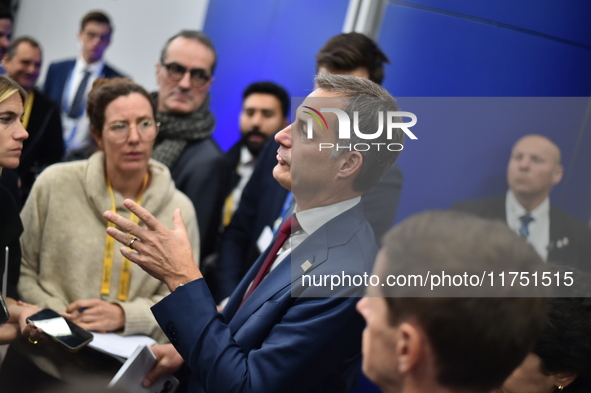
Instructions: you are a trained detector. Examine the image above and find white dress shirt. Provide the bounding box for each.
[234,196,362,304]
[270,196,362,272]
[506,190,550,260]
[62,58,105,152]
[229,146,256,214]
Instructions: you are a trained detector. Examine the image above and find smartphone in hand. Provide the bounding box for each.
[27,308,93,352]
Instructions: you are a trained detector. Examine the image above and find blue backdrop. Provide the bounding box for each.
[202,1,591,391]
[204,0,591,224]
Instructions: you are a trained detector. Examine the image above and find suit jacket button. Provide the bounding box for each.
[166,322,179,345]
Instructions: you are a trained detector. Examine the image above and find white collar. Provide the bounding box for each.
[507,189,550,221]
[75,57,104,75]
[239,145,255,166]
[294,196,361,236]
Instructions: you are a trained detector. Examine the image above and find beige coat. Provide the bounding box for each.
[19,151,200,342]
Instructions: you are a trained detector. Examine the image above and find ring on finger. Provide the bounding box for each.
[129,237,140,249]
[28,336,39,345]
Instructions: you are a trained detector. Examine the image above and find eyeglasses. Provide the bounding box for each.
[162,62,211,88]
[105,120,160,144]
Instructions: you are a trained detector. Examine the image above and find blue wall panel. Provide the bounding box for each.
[202,2,591,392]
[392,0,591,47]
[376,2,591,223]
[204,0,349,151]
[379,4,591,96]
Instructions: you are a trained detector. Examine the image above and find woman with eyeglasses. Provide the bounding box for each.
[17,78,199,344]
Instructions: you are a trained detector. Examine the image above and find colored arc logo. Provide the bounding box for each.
[302,106,329,130]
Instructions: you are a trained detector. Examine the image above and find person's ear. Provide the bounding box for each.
[204,76,214,91]
[552,164,564,186]
[155,62,161,81]
[396,322,423,374]
[553,371,578,390]
[92,130,104,150]
[337,151,363,179]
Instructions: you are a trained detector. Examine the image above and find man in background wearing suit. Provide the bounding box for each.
[43,11,123,154]
[454,134,591,271]
[223,81,289,227]
[104,72,405,392]
[2,36,63,203]
[151,30,230,264]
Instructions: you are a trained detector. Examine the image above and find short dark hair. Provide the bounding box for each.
[5,36,41,60]
[316,32,390,85]
[314,71,402,192]
[535,266,591,382]
[0,4,12,21]
[380,211,548,392]
[243,82,289,118]
[160,30,217,75]
[87,78,154,138]
[80,11,112,33]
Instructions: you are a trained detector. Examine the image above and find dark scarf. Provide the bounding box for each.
[151,92,216,168]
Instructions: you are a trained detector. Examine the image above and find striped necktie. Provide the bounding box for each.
[68,69,91,119]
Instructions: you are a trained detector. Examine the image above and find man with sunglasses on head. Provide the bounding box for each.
[152,30,231,263]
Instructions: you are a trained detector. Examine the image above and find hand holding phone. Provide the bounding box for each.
[27,308,93,352]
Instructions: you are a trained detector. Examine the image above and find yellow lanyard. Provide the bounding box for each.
[22,91,35,129]
[101,174,149,301]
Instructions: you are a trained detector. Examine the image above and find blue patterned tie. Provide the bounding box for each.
[519,214,534,238]
[68,69,91,119]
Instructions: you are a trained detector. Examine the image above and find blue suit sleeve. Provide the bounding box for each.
[152,279,363,393]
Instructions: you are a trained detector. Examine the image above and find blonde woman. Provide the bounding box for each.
[0,74,41,344]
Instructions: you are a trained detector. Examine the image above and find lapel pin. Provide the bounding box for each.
[556,237,569,249]
[301,260,312,272]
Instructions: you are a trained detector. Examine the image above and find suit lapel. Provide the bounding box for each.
[225,203,366,334]
[548,206,571,262]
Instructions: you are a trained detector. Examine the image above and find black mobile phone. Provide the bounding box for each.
[0,293,9,325]
[27,308,93,352]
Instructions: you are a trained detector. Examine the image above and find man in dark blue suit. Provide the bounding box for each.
[43,11,124,154]
[454,134,591,271]
[214,32,404,302]
[104,71,405,392]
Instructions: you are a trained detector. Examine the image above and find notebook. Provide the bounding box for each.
[108,345,179,393]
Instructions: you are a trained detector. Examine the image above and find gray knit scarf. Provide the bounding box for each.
[151,92,216,168]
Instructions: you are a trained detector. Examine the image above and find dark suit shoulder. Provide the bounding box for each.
[32,87,59,108]
[550,206,591,243]
[103,63,125,78]
[452,195,506,220]
[177,137,225,164]
[548,206,591,271]
[46,59,76,72]
[225,140,244,169]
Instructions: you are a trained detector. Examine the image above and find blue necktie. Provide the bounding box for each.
[519,214,534,238]
[68,69,91,119]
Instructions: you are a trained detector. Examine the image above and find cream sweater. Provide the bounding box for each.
[19,151,199,342]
